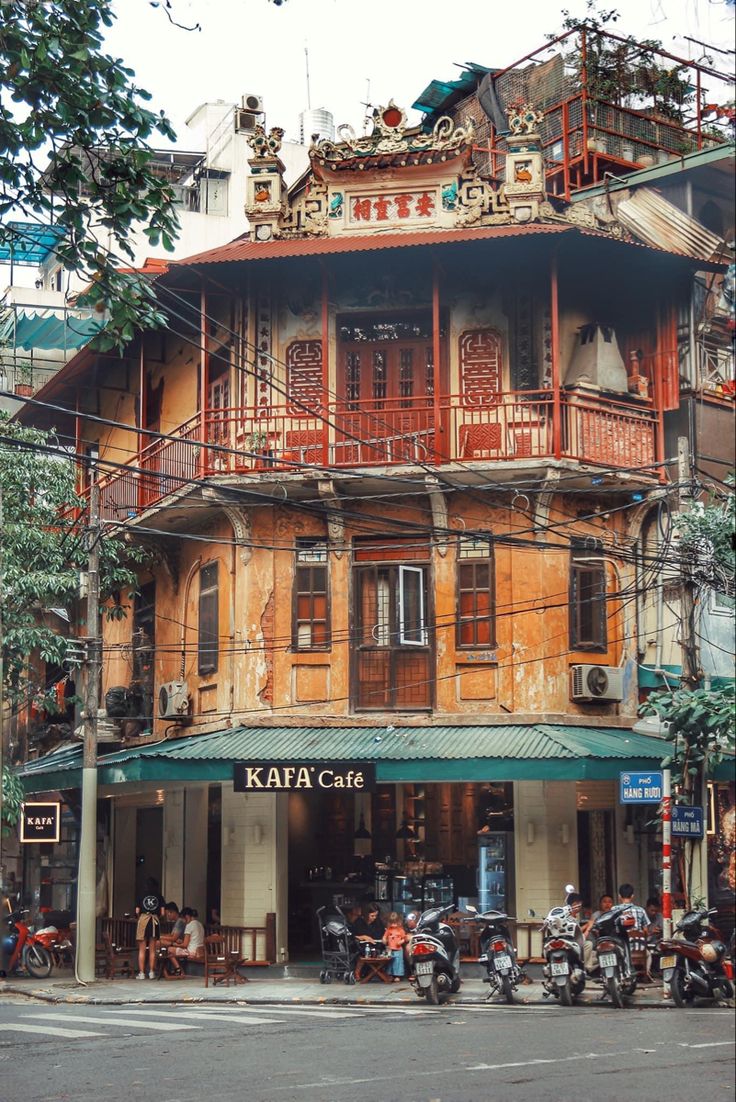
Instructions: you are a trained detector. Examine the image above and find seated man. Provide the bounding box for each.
[158,902,186,948]
[166,907,205,975]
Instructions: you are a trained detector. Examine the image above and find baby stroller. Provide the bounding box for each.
[317,905,359,984]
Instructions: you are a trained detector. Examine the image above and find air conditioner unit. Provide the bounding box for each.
[158,680,190,720]
[571,664,624,703]
[241,93,264,113]
[235,109,260,133]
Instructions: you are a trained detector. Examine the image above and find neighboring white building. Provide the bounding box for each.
[1,97,310,413]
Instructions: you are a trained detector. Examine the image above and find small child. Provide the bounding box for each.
[384,911,408,982]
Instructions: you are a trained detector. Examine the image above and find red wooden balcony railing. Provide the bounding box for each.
[88,389,658,521]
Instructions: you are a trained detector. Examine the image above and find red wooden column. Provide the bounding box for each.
[550,252,562,460]
[138,341,146,509]
[199,287,208,476]
[321,262,329,466]
[432,259,442,464]
[653,309,666,482]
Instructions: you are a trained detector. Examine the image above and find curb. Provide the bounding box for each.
[4,981,725,1010]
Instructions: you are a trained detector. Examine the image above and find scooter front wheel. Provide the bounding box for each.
[23,943,53,979]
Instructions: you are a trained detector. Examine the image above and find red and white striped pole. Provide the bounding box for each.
[662,768,672,941]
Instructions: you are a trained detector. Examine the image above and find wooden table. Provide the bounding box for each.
[355,954,393,984]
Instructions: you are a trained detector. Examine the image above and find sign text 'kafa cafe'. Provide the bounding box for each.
[234,762,376,793]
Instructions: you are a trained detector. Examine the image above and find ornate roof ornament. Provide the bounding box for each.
[312,101,475,164]
[247,125,285,158]
[507,103,544,135]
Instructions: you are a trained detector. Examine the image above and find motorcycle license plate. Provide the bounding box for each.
[494,954,512,971]
[660,955,676,970]
[415,961,434,975]
[550,961,569,976]
[599,952,617,968]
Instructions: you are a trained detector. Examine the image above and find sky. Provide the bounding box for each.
[105,0,736,147]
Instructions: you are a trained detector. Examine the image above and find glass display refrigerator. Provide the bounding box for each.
[477,831,514,914]
[375,871,454,915]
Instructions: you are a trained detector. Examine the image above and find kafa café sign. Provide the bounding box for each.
[20,802,61,844]
[234,762,376,793]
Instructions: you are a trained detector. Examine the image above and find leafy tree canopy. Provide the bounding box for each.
[0,0,180,346]
[642,685,735,791]
[0,414,143,709]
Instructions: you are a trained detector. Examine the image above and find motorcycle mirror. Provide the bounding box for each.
[465,904,477,914]
[527,909,536,917]
[564,884,576,895]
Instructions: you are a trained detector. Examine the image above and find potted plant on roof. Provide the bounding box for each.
[13,360,34,397]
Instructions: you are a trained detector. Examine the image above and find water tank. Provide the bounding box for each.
[299,108,335,145]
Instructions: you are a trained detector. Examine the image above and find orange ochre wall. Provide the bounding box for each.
[100,492,630,734]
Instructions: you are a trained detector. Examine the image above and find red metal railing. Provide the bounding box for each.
[481,27,731,198]
[88,389,658,516]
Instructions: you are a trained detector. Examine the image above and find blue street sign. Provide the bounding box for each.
[620,771,664,803]
[672,805,705,839]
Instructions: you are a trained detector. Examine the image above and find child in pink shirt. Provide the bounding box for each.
[384,911,408,981]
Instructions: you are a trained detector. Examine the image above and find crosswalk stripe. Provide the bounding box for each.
[23,1013,198,1032]
[105,1009,290,1026]
[115,1006,362,1021]
[3,1023,104,1039]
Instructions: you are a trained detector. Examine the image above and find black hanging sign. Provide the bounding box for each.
[234,761,376,792]
[20,802,61,843]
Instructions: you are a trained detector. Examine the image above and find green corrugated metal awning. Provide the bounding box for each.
[19,722,732,793]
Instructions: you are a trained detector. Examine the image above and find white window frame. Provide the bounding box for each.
[398,564,427,646]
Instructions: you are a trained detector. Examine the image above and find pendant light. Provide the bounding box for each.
[354,814,371,840]
[395,818,416,840]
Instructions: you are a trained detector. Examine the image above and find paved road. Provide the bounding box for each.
[0,1000,733,1101]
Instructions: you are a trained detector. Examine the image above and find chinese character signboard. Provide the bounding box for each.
[672,805,705,838]
[348,190,438,226]
[234,762,376,792]
[619,771,664,804]
[20,802,61,843]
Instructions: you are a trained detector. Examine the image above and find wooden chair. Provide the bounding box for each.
[204,933,233,988]
[102,932,137,980]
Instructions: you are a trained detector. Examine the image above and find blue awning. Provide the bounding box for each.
[0,222,66,265]
[0,309,103,351]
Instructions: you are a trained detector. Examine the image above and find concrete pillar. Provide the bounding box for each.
[220,783,288,961]
[513,781,578,921]
[184,785,208,918]
[112,804,136,915]
[163,788,184,906]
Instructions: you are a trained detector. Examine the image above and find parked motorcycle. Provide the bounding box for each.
[408,904,461,1005]
[591,904,640,1008]
[33,925,74,971]
[468,905,522,1003]
[659,907,734,1007]
[0,908,54,979]
[540,903,586,1007]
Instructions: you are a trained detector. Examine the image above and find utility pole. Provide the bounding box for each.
[76,477,101,981]
[677,435,706,916]
[0,480,5,894]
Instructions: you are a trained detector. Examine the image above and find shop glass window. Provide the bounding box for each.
[570,542,607,650]
[457,536,495,648]
[293,541,330,649]
[198,561,219,675]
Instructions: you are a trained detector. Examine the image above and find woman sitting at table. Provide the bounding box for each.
[351,903,386,946]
